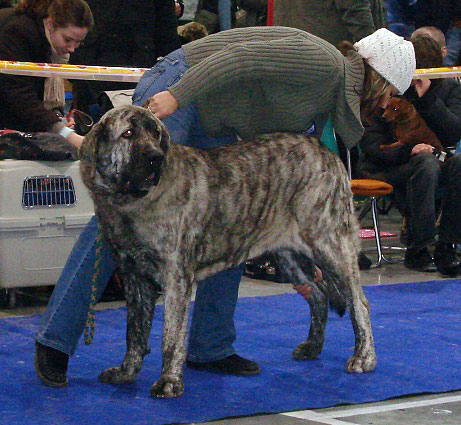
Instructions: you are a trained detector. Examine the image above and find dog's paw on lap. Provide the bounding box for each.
[150,375,185,398]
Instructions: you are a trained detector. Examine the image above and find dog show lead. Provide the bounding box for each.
[35,26,415,389]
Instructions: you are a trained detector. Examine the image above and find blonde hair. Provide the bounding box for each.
[338,41,391,122]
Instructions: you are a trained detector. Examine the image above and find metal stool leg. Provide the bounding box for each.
[370,196,405,267]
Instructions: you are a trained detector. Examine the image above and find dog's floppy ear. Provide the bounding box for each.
[158,121,170,155]
[79,118,109,187]
[143,106,170,155]
[79,131,98,181]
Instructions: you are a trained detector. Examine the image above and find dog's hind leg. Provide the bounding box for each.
[274,249,329,361]
[344,275,376,373]
[311,233,377,374]
[99,274,159,384]
[150,272,193,398]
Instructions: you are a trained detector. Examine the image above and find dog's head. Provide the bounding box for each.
[80,105,170,198]
[382,97,415,124]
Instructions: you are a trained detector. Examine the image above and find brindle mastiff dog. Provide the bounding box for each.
[80,105,376,398]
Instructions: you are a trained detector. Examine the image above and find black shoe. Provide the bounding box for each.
[186,353,261,376]
[34,341,69,387]
[404,247,437,272]
[434,242,461,277]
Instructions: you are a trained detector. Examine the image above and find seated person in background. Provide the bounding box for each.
[0,0,93,148]
[357,34,461,276]
[411,26,448,61]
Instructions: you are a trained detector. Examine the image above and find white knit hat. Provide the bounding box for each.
[354,28,416,95]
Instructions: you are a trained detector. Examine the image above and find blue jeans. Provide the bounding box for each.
[445,26,461,67]
[36,48,243,362]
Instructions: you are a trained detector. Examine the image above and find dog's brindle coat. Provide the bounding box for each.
[80,105,376,398]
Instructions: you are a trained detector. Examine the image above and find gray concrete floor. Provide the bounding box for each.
[1,208,460,424]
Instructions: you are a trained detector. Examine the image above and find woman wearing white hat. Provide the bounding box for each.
[35,26,415,388]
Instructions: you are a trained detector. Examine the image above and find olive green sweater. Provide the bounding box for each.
[168,26,365,148]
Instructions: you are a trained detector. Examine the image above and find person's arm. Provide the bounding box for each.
[360,115,413,167]
[408,80,461,147]
[168,36,342,108]
[49,121,85,148]
[334,0,377,42]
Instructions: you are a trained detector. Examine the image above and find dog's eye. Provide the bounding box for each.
[122,129,134,138]
[393,107,398,111]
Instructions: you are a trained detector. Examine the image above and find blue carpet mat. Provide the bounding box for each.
[1,280,460,425]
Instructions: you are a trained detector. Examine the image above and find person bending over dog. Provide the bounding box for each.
[357,34,461,275]
[35,27,416,388]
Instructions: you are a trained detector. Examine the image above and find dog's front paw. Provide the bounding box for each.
[292,340,323,360]
[346,353,377,373]
[150,375,184,398]
[98,366,139,384]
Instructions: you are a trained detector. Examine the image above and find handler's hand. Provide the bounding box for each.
[60,116,75,129]
[413,77,431,98]
[146,91,179,119]
[411,143,434,155]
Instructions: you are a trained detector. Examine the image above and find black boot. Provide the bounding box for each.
[404,247,437,272]
[186,354,261,376]
[434,242,461,277]
[34,341,69,387]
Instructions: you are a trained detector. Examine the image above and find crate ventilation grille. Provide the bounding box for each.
[22,175,77,208]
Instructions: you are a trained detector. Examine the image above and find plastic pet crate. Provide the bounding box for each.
[0,160,94,289]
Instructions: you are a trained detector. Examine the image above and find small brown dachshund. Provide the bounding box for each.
[381,97,444,153]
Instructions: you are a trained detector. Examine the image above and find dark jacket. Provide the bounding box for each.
[414,0,457,34]
[358,78,461,175]
[273,0,387,47]
[0,11,61,132]
[71,0,181,112]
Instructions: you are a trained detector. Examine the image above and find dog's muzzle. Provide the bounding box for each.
[122,153,164,198]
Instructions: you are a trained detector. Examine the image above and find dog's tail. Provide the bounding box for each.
[319,269,347,317]
[328,286,347,317]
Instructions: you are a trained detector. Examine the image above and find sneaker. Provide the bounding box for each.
[34,341,69,387]
[404,247,437,272]
[186,353,261,376]
[434,242,461,277]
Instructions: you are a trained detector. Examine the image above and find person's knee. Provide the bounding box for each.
[409,153,440,180]
[447,152,461,170]
[444,153,461,184]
